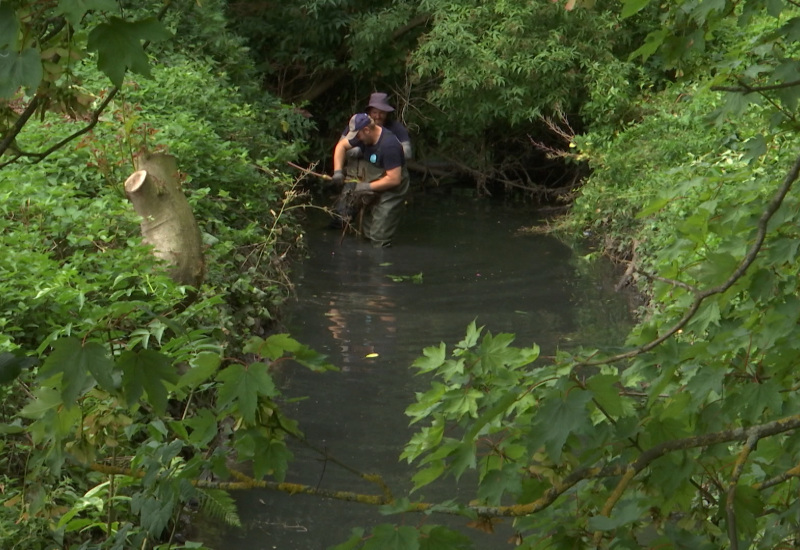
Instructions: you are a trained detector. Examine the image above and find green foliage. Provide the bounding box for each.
[0,0,171,124]
[512,1,800,546]
[564,82,745,259]
[0,1,323,547]
[410,0,641,130]
[2,324,334,547]
[402,321,540,494]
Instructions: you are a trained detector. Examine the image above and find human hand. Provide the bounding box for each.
[331,170,344,186]
[354,181,372,194]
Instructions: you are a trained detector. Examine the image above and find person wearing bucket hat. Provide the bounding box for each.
[338,92,412,161]
[329,113,410,247]
[365,92,412,159]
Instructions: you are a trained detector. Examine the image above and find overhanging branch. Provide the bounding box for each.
[87,414,800,522]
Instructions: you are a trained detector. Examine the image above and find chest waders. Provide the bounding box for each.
[360,160,410,248]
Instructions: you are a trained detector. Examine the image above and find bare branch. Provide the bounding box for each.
[633,266,699,292]
[755,463,800,490]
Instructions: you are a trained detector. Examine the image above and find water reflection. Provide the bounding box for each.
[207,193,634,550]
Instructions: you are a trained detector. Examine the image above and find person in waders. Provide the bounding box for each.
[330,113,410,248]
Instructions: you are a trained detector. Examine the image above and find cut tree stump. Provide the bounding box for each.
[124,153,205,289]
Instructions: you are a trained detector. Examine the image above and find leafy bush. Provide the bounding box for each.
[0,3,318,547]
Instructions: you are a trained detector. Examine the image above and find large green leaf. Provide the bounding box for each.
[477,467,521,505]
[177,351,221,390]
[244,333,299,359]
[727,485,763,539]
[686,365,726,407]
[411,343,447,373]
[476,331,519,374]
[215,362,277,424]
[533,388,593,461]
[587,499,646,530]
[87,17,172,86]
[411,461,445,491]
[244,334,337,372]
[406,382,448,425]
[586,374,624,418]
[19,387,63,419]
[628,28,667,61]
[735,378,783,423]
[132,492,174,538]
[184,409,218,447]
[0,47,42,98]
[252,438,292,481]
[38,337,114,404]
[119,349,178,415]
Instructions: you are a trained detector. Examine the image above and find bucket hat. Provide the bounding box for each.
[367,92,395,112]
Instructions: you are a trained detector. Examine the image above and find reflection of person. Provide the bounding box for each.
[330,113,410,248]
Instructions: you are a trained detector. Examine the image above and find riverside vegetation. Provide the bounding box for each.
[2,0,800,549]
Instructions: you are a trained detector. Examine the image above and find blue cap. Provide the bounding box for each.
[344,113,372,140]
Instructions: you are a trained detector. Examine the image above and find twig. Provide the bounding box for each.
[286,161,331,180]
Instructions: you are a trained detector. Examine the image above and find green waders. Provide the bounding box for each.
[359,160,410,247]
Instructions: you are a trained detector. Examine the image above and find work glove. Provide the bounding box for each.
[353,182,372,194]
[331,170,344,186]
[342,181,371,198]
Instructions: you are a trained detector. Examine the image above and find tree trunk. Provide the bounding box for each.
[124,153,205,289]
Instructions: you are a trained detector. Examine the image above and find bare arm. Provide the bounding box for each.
[333,138,352,172]
[365,166,402,192]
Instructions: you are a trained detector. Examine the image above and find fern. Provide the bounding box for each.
[196,488,242,528]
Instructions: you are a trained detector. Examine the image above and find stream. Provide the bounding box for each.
[202,190,636,549]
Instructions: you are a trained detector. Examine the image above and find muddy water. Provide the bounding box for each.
[207,192,635,549]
